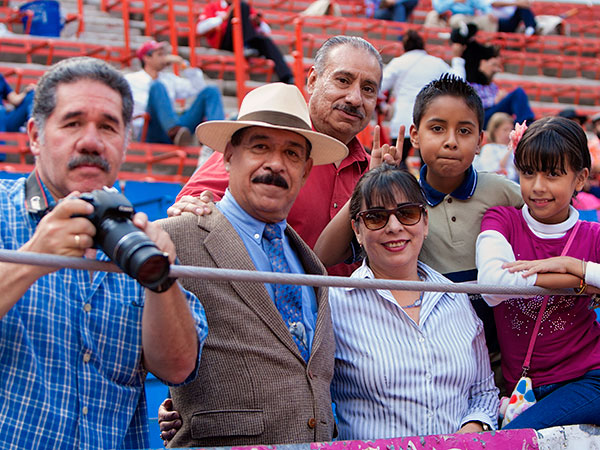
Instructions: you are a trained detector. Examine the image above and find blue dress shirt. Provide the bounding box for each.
[216,189,318,353]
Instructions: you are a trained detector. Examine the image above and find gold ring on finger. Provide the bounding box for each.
[74,234,81,247]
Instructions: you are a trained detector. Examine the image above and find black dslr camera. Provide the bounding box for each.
[78,187,173,292]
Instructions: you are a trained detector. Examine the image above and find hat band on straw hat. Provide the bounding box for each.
[237,111,311,131]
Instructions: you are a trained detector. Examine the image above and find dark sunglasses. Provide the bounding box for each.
[356,202,426,231]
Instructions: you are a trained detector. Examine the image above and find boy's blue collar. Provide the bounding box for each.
[419,165,477,206]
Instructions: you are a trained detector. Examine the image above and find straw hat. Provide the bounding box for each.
[195,83,348,166]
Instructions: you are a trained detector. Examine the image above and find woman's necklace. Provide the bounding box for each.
[403,291,423,308]
[403,269,425,309]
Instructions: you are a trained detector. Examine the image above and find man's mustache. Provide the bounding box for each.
[252,173,289,189]
[334,104,365,119]
[68,154,110,172]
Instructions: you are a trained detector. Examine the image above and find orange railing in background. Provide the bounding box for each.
[100,0,134,63]
[232,0,252,106]
[187,0,197,67]
[293,16,307,99]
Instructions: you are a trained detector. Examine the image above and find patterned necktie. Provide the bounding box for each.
[263,223,309,361]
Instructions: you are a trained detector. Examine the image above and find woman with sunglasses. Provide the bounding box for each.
[327,164,499,439]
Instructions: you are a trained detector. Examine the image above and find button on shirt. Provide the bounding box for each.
[0,176,208,449]
[216,189,318,354]
[329,261,498,440]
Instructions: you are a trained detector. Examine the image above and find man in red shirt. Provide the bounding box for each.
[170,36,382,276]
[196,0,294,84]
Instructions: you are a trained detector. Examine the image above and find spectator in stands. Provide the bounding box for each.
[424,0,497,32]
[373,0,419,23]
[558,107,588,127]
[473,112,518,181]
[196,0,294,84]
[379,29,466,165]
[0,57,206,449]
[490,0,537,35]
[125,40,225,146]
[558,108,600,183]
[158,83,347,447]
[167,36,382,277]
[463,41,534,128]
[329,165,498,439]
[0,73,34,160]
[593,112,600,141]
[427,0,536,35]
[589,112,600,190]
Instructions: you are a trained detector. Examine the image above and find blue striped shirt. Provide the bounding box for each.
[0,177,208,449]
[329,261,498,440]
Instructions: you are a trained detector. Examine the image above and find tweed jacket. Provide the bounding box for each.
[159,209,335,447]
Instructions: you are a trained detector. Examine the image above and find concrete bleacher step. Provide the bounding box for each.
[8,0,149,47]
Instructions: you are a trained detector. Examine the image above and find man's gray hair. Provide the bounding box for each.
[33,57,133,136]
[313,36,383,80]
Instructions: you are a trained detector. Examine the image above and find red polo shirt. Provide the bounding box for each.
[177,137,369,276]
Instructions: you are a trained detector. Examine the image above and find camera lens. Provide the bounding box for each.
[99,223,170,290]
[121,241,170,286]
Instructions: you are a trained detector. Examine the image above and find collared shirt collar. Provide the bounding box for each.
[343,136,370,172]
[216,188,287,241]
[310,125,369,172]
[419,165,478,206]
[25,170,56,215]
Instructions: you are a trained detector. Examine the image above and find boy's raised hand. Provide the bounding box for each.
[369,125,405,170]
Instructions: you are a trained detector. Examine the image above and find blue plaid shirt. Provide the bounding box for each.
[0,174,208,449]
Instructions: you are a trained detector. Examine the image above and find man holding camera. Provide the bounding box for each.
[158,82,347,447]
[0,57,207,449]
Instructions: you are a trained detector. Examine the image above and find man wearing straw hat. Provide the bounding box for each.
[158,82,348,447]
[169,36,383,277]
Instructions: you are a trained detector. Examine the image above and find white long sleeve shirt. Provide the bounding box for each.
[477,205,600,305]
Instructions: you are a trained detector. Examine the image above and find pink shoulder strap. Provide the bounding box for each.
[522,220,581,375]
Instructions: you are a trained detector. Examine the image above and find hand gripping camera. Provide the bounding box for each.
[78,187,174,292]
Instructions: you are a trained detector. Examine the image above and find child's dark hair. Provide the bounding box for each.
[349,164,426,220]
[413,74,484,132]
[514,116,591,175]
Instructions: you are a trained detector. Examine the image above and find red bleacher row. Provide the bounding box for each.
[1,2,85,37]
[111,1,600,83]
[1,0,599,179]
[0,131,202,184]
[3,0,599,77]
[3,50,598,111]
